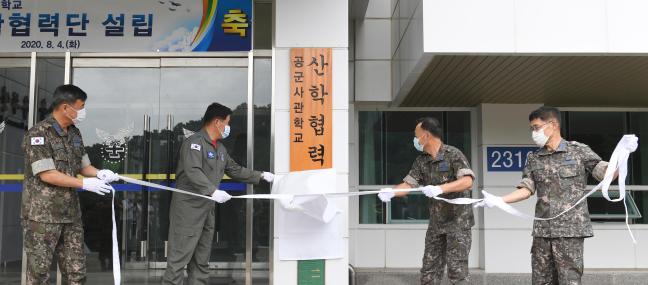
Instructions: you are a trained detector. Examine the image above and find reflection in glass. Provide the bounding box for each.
[36,58,65,121]
[384,111,442,185]
[252,58,271,282]
[358,111,472,223]
[159,67,249,271]
[628,113,648,224]
[73,67,161,271]
[0,65,30,279]
[389,193,430,223]
[358,111,382,185]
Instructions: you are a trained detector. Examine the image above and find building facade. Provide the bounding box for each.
[0,0,647,284]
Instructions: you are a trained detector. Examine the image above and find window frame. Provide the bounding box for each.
[354,106,478,225]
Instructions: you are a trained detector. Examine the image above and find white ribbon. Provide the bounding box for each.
[107,135,638,283]
[480,135,639,243]
[110,189,121,285]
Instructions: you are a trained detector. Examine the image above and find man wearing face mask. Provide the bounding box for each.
[163,102,274,285]
[377,117,475,285]
[22,84,120,284]
[475,106,611,284]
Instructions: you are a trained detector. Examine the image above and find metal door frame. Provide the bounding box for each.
[68,50,272,283]
[0,53,34,285]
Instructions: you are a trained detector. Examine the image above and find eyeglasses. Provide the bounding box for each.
[529,121,553,132]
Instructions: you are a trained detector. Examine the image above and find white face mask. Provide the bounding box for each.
[216,122,230,139]
[532,127,550,147]
[413,137,425,152]
[66,106,86,124]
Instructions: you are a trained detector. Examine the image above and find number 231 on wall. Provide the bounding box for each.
[486,147,538,172]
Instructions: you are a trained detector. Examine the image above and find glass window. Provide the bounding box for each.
[253,2,272,50]
[253,58,271,280]
[36,58,65,121]
[384,111,442,185]
[358,110,472,224]
[562,111,647,224]
[566,112,626,185]
[358,111,382,185]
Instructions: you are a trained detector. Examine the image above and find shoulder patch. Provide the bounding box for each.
[31,137,45,145]
[190,143,201,151]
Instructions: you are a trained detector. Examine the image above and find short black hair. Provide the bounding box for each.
[529,106,561,124]
[51,84,87,109]
[202,103,232,126]
[417,117,443,139]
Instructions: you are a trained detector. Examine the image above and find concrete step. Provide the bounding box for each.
[354,268,648,285]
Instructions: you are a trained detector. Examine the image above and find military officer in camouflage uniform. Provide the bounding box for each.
[163,103,274,285]
[22,84,120,284]
[378,117,475,285]
[477,106,612,285]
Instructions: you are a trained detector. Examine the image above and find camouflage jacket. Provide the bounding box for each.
[404,144,475,234]
[518,140,608,238]
[22,116,90,223]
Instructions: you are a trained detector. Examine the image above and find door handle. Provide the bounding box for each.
[140,240,147,258]
[166,114,173,131]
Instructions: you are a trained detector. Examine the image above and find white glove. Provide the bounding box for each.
[262,172,274,182]
[97,169,120,183]
[474,192,504,208]
[422,185,443,198]
[619,135,638,153]
[82,178,114,196]
[377,188,395,203]
[211,190,232,203]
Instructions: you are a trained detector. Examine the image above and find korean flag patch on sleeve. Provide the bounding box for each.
[190,143,202,151]
[31,137,45,145]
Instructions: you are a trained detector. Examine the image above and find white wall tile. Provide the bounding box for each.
[391,4,400,56]
[272,248,298,284]
[333,110,350,174]
[354,229,387,267]
[365,0,392,18]
[390,0,398,16]
[333,48,350,110]
[273,110,290,174]
[585,230,635,268]
[482,187,536,230]
[355,19,392,60]
[326,243,350,284]
[273,48,290,111]
[349,228,357,264]
[634,229,648,268]
[480,104,542,146]
[514,0,607,53]
[275,0,348,48]
[349,62,355,101]
[606,0,648,53]
[334,174,350,237]
[355,60,392,102]
[484,230,533,273]
[385,229,426,267]
[349,20,355,61]
[423,0,516,53]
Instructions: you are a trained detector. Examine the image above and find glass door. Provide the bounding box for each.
[70,57,256,282]
[72,59,161,272]
[0,57,31,283]
[150,59,250,279]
